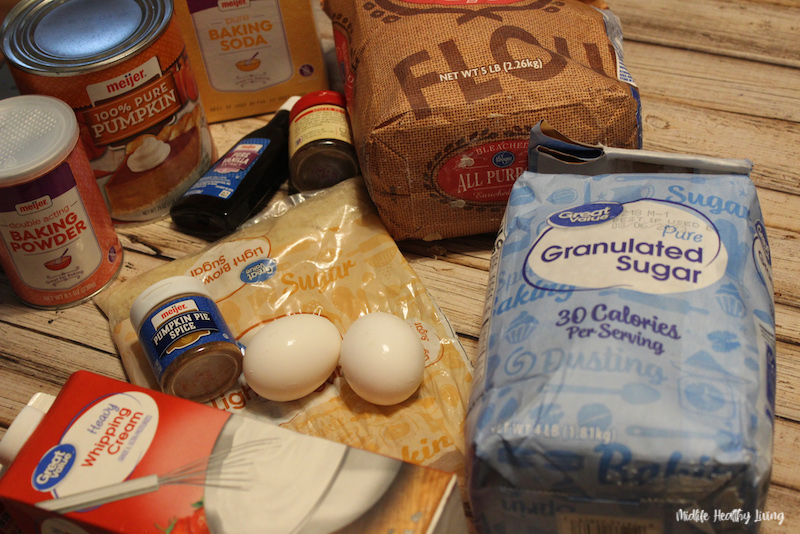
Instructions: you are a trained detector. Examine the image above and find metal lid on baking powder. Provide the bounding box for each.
[0,95,79,185]
[1,0,172,74]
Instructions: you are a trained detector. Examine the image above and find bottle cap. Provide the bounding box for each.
[0,95,79,186]
[289,90,347,122]
[28,392,56,413]
[0,405,47,466]
[130,275,211,332]
[279,96,302,114]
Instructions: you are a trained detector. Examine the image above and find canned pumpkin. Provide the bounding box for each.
[2,0,214,223]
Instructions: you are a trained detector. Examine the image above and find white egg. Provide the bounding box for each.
[340,312,425,406]
[243,314,342,402]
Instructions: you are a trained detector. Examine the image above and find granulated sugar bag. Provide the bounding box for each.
[466,142,775,532]
[324,0,641,241]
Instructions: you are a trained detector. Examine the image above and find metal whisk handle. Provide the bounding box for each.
[36,474,160,514]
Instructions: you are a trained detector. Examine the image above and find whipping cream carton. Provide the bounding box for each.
[0,371,467,534]
[466,127,775,533]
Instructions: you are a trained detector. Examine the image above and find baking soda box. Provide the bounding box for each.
[0,371,467,534]
[173,0,329,123]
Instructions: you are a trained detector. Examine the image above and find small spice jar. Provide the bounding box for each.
[130,276,243,403]
[288,90,360,192]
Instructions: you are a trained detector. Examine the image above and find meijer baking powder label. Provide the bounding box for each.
[0,95,123,309]
[0,165,103,292]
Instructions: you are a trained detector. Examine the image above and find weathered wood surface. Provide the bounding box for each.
[1,0,799,529]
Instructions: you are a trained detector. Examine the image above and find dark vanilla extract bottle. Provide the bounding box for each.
[170,96,300,239]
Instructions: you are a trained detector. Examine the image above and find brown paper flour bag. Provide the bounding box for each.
[324,0,641,241]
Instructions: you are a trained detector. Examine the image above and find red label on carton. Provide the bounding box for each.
[0,372,464,534]
[0,373,226,533]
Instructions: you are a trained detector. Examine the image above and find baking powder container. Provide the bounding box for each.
[0,95,123,309]
[130,275,243,403]
[1,0,214,223]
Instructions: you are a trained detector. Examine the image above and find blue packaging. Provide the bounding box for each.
[466,132,776,533]
[130,275,244,403]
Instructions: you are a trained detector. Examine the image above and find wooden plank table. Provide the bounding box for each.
[1,0,799,530]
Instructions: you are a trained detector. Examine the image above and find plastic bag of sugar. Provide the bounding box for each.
[466,145,775,533]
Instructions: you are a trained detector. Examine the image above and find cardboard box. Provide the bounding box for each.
[0,371,468,534]
[173,0,329,123]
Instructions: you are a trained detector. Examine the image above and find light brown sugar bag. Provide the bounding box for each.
[324,0,641,241]
[96,178,473,479]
